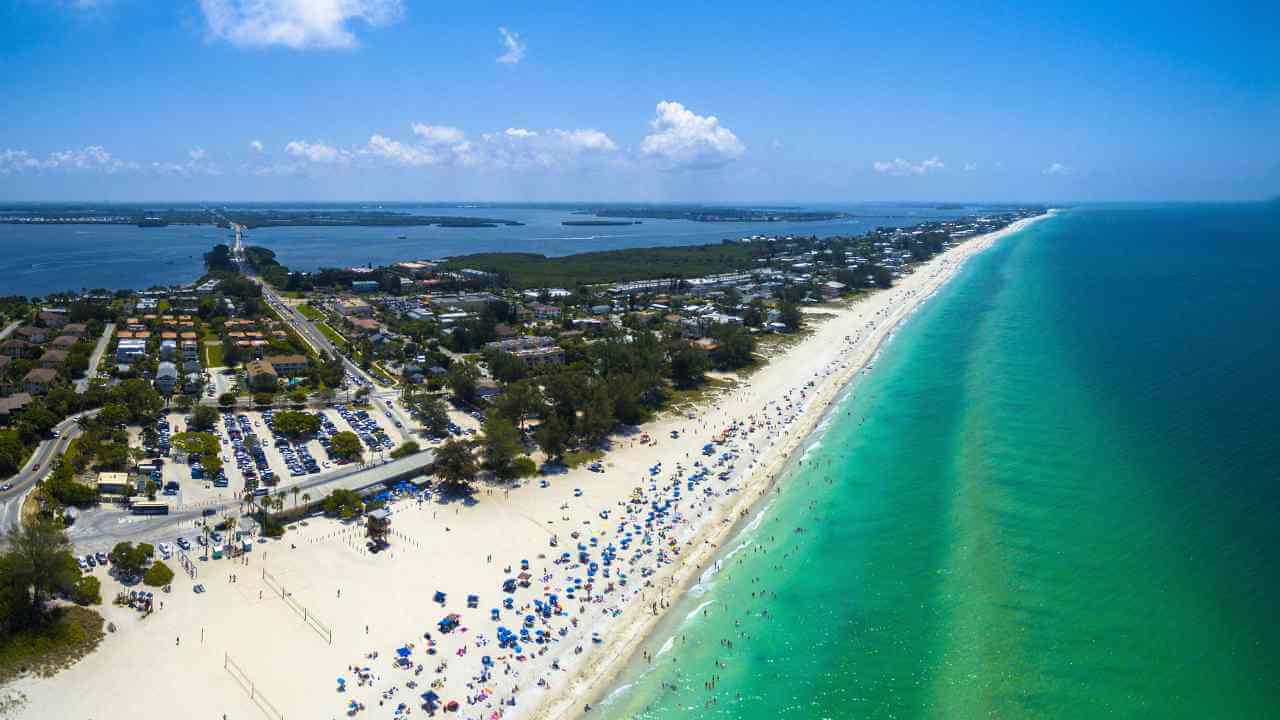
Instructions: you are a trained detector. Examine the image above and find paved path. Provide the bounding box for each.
[0,409,100,534]
[65,450,434,552]
[0,320,19,341]
[75,322,115,392]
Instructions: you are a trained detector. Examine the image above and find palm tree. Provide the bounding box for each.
[201,524,212,561]
[291,486,300,507]
[301,492,311,508]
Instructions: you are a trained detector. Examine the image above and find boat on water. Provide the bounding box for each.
[397,235,408,239]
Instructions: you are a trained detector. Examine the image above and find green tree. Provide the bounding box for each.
[445,361,480,404]
[778,301,803,332]
[272,410,320,440]
[535,412,571,461]
[218,391,237,407]
[0,518,81,632]
[710,324,756,370]
[98,402,130,428]
[108,541,152,579]
[190,404,219,432]
[670,344,711,389]
[480,414,522,479]
[73,575,102,605]
[329,431,364,462]
[432,438,477,492]
[143,561,175,587]
[494,379,544,430]
[321,488,364,516]
[408,394,451,437]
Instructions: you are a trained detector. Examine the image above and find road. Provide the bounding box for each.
[0,320,19,341]
[0,409,100,534]
[66,450,434,552]
[75,321,115,392]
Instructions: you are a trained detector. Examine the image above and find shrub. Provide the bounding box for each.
[510,456,538,479]
[73,576,102,606]
[390,441,420,459]
[142,561,175,588]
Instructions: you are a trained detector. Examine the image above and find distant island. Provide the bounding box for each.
[0,204,523,229]
[561,219,643,226]
[588,206,846,223]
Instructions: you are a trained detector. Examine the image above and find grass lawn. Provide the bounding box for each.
[297,303,324,321]
[204,341,224,368]
[0,606,105,684]
[318,322,350,351]
[563,449,604,468]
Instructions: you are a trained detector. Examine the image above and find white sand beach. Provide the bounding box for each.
[4,212,1051,720]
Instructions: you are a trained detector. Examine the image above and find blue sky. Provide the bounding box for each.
[1,0,1276,202]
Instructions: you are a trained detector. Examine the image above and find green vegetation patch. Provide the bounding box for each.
[438,242,762,288]
[0,606,105,684]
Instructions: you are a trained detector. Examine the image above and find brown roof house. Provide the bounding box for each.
[23,367,58,395]
[38,349,68,369]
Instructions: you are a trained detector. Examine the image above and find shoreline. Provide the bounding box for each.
[3,211,1054,720]
[528,209,1056,720]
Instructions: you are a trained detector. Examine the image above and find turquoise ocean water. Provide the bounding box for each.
[600,204,1280,718]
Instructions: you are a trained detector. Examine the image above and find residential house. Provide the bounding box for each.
[15,326,47,344]
[348,317,382,335]
[49,335,79,350]
[37,311,68,328]
[116,338,148,363]
[1,340,33,359]
[245,359,278,390]
[0,393,33,421]
[819,281,847,300]
[154,362,179,393]
[265,354,308,376]
[38,349,68,369]
[528,303,561,321]
[23,368,58,395]
[62,323,88,338]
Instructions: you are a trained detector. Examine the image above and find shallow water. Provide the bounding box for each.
[599,204,1280,719]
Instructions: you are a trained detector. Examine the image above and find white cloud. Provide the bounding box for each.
[640,100,745,170]
[872,156,945,176]
[963,162,978,171]
[482,127,619,168]
[411,124,467,146]
[250,139,264,152]
[1044,162,1068,175]
[284,140,349,163]
[0,145,137,173]
[198,0,404,49]
[496,26,526,64]
[188,148,207,161]
[364,134,439,166]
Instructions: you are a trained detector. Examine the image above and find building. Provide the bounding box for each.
[0,393,33,421]
[352,280,380,293]
[333,297,373,317]
[38,349,68,369]
[96,471,134,499]
[116,338,148,363]
[23,368,58,395]
[155,362,179,393]
[15,326,47,344]
[366,507,391,542]
[484,336,565,368]
[528,303,561,321]
[37,311,68,328]
[348,317,382,335]
[428,293,500,313]
[159,339,178,360]
[181,341,200,362]
[819,280,847,299]
[245,359,278,390]
[49,335,79,349]
[265,354,308,376]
